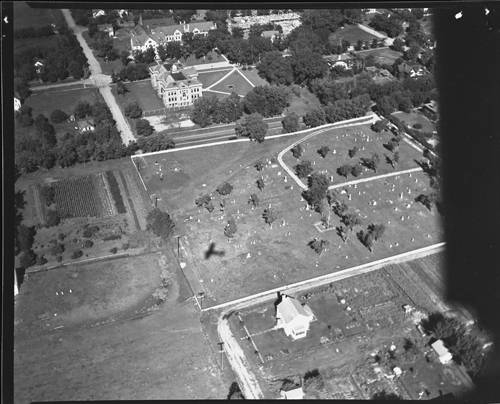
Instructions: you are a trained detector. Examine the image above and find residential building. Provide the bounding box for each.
[275,294,315,340]
[92,9,106,18]
[431,339,453,364]
[230,12,301,37]
[76,118,95,133]
[130,21,217,53]
[149,63,202,109]
[34,59,44,75]
[97,23,115,37]
[261,30,280,42]
[366,66,396,83]
[398,62,428,78]
[324,53,355,70]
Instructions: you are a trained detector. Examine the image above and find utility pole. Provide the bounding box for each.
[217,341,225,371]
[197,291,205,309]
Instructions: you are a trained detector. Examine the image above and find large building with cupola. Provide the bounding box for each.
[149,63,202,109]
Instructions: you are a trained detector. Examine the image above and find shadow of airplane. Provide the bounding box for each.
[204,242,225,259]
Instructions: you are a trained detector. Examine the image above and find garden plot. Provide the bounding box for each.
[228,256,469,400]
[281,123,423,186]
[135,126,442,305]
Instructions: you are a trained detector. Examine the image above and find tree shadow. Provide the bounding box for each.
[204,242,225,259]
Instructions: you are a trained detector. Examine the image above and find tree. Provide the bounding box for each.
[302,173,329,211]
[308,238,329,255]
[371,391,402,400]
[137,133,175,152]
[213,92,243,124]
[256,178,265,191]
[191,94,219,127]
[348,146,359,158]
[309,77,349,106]
[317,146,330,158]
[291,49,328,86]
[358,229,375,251]
[195,194,211,209]
[146,208,175,241]
[243,86,289,117]
[19,249,37,269]
[342,212,362,230]
[415,193,435,210]
[50,109,68,124]
[125,102,143,118]
[68,61,84,79]
[248,193,260,208]
[303,108,326,128]
[337,164,352,178]
[257,51,294,85]
[361,153,380,172]
[254,160,264,172]
[369,13,403,38]
[227,381,245,400]
[217,182,233,196]
[291,144,303,159]
[281,112,300,133]
[368,223,386,241]
[232,27,244,39]
[294,160,313,179]
[45,209,60,227]
[135,119,154,137]
[74,101,92,119]
[371,119,389,133]
[262,208,278,227]
[336,225,349,242]
[351,164,363,177]
[116,81,128,95]
[224,218,237,238]
[235,113,268,143]
[391,37,405,52]
[16,224,36,252]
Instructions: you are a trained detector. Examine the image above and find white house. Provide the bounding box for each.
[34,59,44,75]
[431,339,453,364]
[275,294,315,340]
[76,118,95,133]
[279,379,304,399]
[92,9,106,18]
[261,30,280,42]
[14,97,21,112]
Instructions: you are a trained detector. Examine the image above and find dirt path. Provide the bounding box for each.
[61,9,135,145]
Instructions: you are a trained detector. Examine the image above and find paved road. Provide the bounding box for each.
[214,242,445,399]
[61,9,136,145]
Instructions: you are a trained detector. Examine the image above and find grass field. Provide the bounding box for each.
[239,68,269,87]
[25,87,103,117]
[329,24,378,44]
[228,253,470,399]
[14,251,228,402]
[13,2,65,30]
[113,80,165,113]
[356,47,403,66]
[392,110,436,133]
[210,70,255,96]
[281,124,422,184]
[197,68,234,88]
[135,122,442,305]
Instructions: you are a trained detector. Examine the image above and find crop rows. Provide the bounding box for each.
[94,173,117,217]
[105,171,126,214]
[53,175,104,218]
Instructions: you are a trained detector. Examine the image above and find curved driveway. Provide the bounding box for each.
[61,9,136,145]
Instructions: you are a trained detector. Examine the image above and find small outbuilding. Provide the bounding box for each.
[431,339,453,364]
[280,379,304,400]
[276,294,315,340]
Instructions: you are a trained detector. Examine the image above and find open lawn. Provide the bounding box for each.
[229,254,471,399]
[329,24,378,44]
[356,47,403,66]
[210,69,255,96]
[281,123,423,184]
[14,2,65,30]
[392,110,436,133]
[239,68,269,87]
[25,86,103,117]
[285,87,322,117]
[197,68,234,88]
[113,80,165,113]
[14,251,228,402]
[135,122,442,305]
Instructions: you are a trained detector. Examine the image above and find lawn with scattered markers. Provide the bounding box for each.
[134,121,442,305]
[281,123,423,186]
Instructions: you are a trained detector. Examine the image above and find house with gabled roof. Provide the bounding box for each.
[275,293,315,340]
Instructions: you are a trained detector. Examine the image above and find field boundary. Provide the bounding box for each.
[202,242,446,312]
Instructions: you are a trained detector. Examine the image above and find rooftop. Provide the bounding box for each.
[277,295,314,324]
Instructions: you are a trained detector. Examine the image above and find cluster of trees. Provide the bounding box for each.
[357,223,386,251]
[369,12,404,38]
[337,163,363,178]
[146,208,175,241]
[15,101,138,174]
[14,27,88,86]
[88,26,119,61]
[190,93,243,127]
[136,133,175,152]
[235,113,268,143]
[303,94,372,128]
[190,85,288,130]
[421,313,486,379]
[113,62,150,82]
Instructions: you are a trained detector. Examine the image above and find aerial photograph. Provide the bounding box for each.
[11,3,495,401]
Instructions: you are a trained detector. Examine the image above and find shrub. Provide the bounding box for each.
[146,208,175,241]
[413,122,423,129]
[71,249,84,259]
[291,144,303,159]
[281,112,300,133]
[109,247,118,254]
[20,249,37,268]
[217,182,233,196]
[294,160,313,178]
[105,171,126,213]
[36,254,48,266]
[317,145,330,158]
[50,109,68,124]
[83,239,94,248]
[102,234,122,241]
[224,218,237,238]
[351,164,363,177]
[82,225,100,238]
[135,118,154,137]
[40,185,55,206]
[125,102,143,118]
